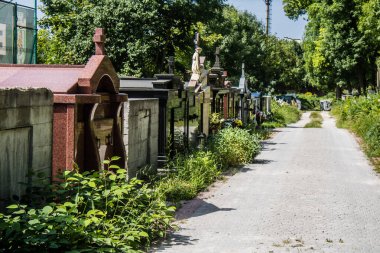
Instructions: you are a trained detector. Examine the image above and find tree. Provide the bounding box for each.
[358,0,380,67]
[283,0,378,95]
[38,0,225,77]
[193,5,306,93]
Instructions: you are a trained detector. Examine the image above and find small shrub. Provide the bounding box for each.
[297,93,320,110]
[210,127,260,168]
[210,113,222,131]
[305,112,323,128]
[158,151,220,202]
[177,151,220,191]
[331,95,380,158]
[304,120,322,128]
[310,111,323,121]
[268,99,301,127]
[0,158,175,252]
[157,178,197,203]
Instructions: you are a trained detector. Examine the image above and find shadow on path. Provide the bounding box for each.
[151,201,235,252]
[150,233,197,252]
[176,198,235,221]
[252,159,275,165]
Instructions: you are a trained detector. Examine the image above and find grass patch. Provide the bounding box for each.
[304,120,322,128]
[310,111,323,121]
[158,127,262,204]
[263,99,302,129]
[304,111,323,128]
[331,95,380,172]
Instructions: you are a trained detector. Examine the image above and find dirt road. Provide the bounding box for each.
[152,112,380,253]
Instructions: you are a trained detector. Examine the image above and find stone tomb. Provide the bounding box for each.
[185,53,211,146]
[208,48,240,120]
[0,88,53,201]
[120,74,186,166]
[123,97,159,179]
[237,63,253,124]
[0,28,128,180]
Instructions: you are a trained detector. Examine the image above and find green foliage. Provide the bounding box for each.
[157,151,220,202]
[210,113,222,131]
[310,111,323,121]
[38,0,306,92]
[297,93,321,110]
[270,99,302,127]
[38,0,225,76]
[158,128,262,203]
[332,95,380,157]
[304,111,323,128]
[304,120,322,128]
[157,178,198,203]
[210,128,261,168]
[0,158,175,252]
[200,5,306,92]
[284,0,378,94]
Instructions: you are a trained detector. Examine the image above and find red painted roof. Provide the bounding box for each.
[0,29,120,95]
[0,64,85,94]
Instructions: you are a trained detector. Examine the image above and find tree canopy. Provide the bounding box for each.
[284,0,379,95]
[38,1,307,93]
[39,0,225,77]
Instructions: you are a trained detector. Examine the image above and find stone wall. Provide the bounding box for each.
[0,88,53,201]
[123,98,159,179]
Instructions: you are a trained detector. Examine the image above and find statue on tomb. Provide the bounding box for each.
[188,32,209,90]
[191,32,201,80]
[192,47,202,78]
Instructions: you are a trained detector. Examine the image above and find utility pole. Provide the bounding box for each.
[264,0,272,36]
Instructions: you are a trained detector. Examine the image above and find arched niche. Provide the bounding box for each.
[96,74,117,94]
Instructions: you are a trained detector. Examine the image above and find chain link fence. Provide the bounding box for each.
[0,0,36,64]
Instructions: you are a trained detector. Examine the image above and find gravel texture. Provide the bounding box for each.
[152,112,380,253]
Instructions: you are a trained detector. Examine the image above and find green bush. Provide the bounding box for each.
[157,178,197,203]
[210,127,261,168]
[158,151,220,202]
[297,93,321,110]
[331,95,380,158]
[304,120,322,128]
[305,112,323,128]
[310,111,323,121]
[270,99,301,127]
[0,158,175,253]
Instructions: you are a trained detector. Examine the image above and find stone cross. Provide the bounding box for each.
[93,28,106,55]
[168,56,174,74]
[213,47,221,69]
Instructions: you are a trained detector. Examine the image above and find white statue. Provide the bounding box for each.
[192,47,202,76]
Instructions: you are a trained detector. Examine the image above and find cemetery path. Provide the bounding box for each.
[151,112,380,253]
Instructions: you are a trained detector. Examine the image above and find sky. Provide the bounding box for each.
[227,0,307,40]
[16,0,307,40]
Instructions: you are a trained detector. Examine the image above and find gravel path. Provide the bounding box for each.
[152,112,380,253]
